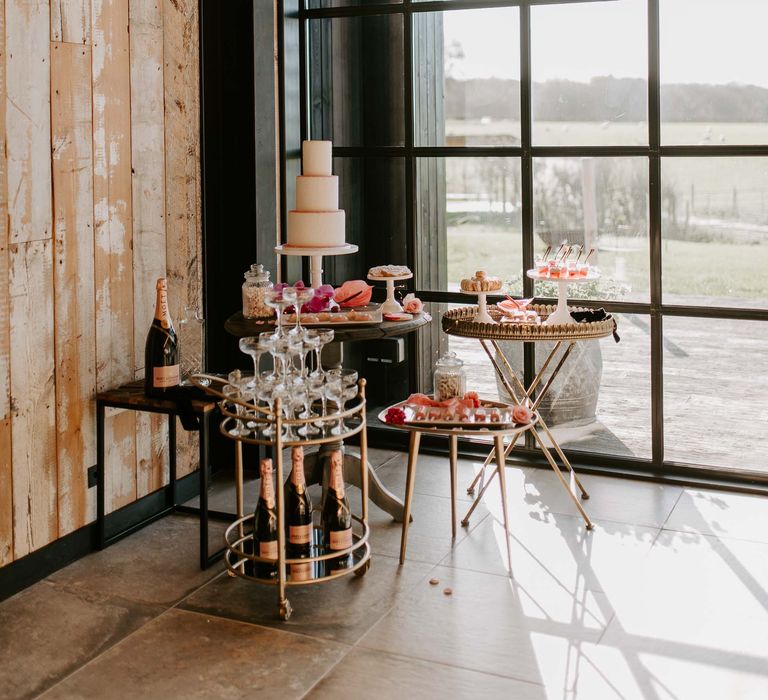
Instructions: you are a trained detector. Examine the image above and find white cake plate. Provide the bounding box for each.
[459,289,499,324]
[275,243,359,289]
[526,269,600,325]
[367,272,413,314]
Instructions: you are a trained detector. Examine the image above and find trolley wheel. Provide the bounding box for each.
[466,488,475,496]
[581,493,590,500]
[461,518,470,528]
[279,599,293,621]
[354,560,371,577]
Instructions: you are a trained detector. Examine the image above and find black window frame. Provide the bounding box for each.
[285,0,768,491]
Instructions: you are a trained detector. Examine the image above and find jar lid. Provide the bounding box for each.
[244,263,270,282]
[435,351,463,369]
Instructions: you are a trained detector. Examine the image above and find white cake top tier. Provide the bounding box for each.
[302,140,332,176]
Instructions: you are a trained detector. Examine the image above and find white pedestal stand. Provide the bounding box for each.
[275,243,358,288]
[367,272,413,314]
[460,289,497,324]
[526,269,600,325]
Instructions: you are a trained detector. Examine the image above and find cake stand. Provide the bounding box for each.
[526,269,600,325]
[367,272,413,314]
[275,243,358,289]
[459,289,499,324]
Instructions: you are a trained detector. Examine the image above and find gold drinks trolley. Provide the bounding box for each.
[441,304,618,534]
[191,374,371,621]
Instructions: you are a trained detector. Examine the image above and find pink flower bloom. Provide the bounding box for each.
[402,293,423,314]
[511,404,532,425]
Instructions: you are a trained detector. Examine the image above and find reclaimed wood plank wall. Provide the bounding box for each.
[0,0,201,566]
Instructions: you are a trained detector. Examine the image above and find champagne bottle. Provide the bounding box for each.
[322,450,352,570]
[144,278,180,397]
[254,458,279,578]
[286,446,314,581]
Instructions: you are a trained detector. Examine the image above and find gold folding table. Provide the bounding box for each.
[441,304,618,535]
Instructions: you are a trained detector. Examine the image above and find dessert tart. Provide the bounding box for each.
[368,264,412,278]
[460,270,502,292]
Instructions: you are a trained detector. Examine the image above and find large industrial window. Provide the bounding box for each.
[290,0,768,485]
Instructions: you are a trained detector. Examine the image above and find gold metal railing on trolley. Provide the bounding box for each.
[190,373,371,621]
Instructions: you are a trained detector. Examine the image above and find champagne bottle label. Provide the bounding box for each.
[329,528,352,551]
[291,446,306,494]
[153,364,180,388]
[259,540,278,560]
[290,561,312,582]
[289,523,312,545]
[329,450,345,497]
[260,458,275,509]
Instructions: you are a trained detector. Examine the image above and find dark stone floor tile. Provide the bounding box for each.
[0,580,159,700]
[346,489,490,566]
[373,452,510,505]
[47,515,225,608]
[179,554,433,646]
[307,647,551,700]
[40,608,348,700]
[359,564,613,689]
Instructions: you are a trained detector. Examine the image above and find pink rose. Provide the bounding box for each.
[385,407,406,425]
[402,293,423,314]
[511,404,532,425]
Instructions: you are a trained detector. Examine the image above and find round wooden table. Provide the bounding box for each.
[224,311,431,342]
[224,310,433,523]
[377,405,539,572]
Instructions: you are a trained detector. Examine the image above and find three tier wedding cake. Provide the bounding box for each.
[287,141,346,248]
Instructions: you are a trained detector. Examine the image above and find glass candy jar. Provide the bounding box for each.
[434,351,466,402]
[242,263,274,319]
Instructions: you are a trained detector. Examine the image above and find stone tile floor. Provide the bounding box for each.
[3,447,768,699]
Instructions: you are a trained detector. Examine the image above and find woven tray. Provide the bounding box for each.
[441,304,616,342]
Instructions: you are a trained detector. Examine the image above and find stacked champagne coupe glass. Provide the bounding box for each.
[227,286,360,439]
[191,285,371,620]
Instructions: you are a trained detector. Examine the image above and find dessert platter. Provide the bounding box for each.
[275,140,358,288]
[281,305,383,326]
[527,245,599,325]
[367,265,414,314]
[459,271,503,324]
[383,392,534,429]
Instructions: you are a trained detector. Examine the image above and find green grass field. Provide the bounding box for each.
[447,226,767,303]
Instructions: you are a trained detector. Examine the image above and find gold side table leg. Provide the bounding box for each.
[461,465,498,527]
[535,416,590,499]
[531,426,594,529]
[449,434,458,539]
[494,434,513,575]
[399,431,421,565]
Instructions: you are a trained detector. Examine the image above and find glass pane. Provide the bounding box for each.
[661,157,768,308]
[308,0,399,7]
[413,8,520,147]
[529,312,651,459]
[416,157,523,295]
[664,317,768,473]
[661,0,768,145]
[425,302,523,403]
[308,14,404,147]
[322,157,406,284]
[532,157,649,302]
[531,0,647,146]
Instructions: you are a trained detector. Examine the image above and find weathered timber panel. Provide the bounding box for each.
[51,41,97,534]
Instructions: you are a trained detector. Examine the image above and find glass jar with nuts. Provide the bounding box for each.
[434,351,466,402]
[242,263,275,320]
